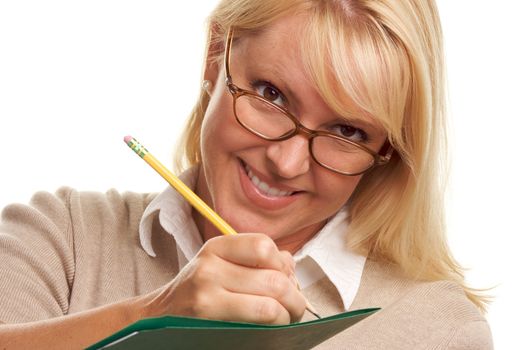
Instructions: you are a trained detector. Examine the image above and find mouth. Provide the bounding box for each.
[238,159,302,210]
[244,163,297,197]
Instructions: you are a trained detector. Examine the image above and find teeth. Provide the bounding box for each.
[245,165,294,197]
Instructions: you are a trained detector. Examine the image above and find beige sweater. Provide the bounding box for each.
[0,188,493,349]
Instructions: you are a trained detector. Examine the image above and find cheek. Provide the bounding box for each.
[200,88,257,167]
[202,82,273,157]
[316,172,362,206]
[200,90,233,156]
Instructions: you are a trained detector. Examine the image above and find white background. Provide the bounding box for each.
[0,1,525,348]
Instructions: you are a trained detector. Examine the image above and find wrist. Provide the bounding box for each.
[134,286,171,319]
[118,293,155,325]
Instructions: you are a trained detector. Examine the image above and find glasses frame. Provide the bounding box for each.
[223,27,393,176]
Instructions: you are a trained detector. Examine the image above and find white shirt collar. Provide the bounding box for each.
[139,166,203,265]
[292,208,366,310]
[139,166,366,310]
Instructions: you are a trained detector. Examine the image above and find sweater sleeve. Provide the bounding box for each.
[0,188,76,324]
[444,320,494,350]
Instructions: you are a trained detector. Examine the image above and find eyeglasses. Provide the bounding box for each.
[223,27,393,176]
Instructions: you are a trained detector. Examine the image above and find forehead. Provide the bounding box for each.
[233,16,308,79]
[230,15,386,134]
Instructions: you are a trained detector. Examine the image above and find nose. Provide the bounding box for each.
[265,135,310,179]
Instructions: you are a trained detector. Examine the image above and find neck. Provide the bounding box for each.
[272,220,327,253]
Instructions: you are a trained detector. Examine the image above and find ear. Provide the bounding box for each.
[203,22,225,87]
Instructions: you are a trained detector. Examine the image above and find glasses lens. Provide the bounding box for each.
[234,94,296,139]
[311,135,375,175]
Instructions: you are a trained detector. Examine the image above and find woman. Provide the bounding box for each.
[0,0,492,349]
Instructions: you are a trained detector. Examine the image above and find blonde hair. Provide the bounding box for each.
[176,0,490,312]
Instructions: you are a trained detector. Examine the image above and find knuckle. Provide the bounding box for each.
[199,236,220,255]
[251,236,276,262]
[192,260,215,284]
[255,298,283,324]
[266,272,290,298]
[280,250,295,271]
[190,290,212,317]
[280,250,293,261]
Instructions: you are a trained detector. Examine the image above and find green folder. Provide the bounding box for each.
[86,307,379,350]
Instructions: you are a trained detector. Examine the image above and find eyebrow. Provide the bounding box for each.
[244,62,300,105]
[241,55,383,135]
[335,116,384,137]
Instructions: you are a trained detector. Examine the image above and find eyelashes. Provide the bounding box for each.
[326,123,369,143]
[248,78,370,143]
[250,80,287,107]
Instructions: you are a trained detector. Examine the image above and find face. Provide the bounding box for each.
[197,15,387,252]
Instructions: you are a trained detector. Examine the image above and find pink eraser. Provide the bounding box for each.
[124,135,132,143]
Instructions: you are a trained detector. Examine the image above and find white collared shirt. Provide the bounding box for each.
[139,167,366,310]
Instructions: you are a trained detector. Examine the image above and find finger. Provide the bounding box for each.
[219,261,306,322]
[211,292,291,325]
[279,250,296,275]
[202,233,289,273]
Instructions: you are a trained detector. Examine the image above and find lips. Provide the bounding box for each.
[245,164,295,197]
[238,159,302,210]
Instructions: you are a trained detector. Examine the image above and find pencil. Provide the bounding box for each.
[124,135,321,319]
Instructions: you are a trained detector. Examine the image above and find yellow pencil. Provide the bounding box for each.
[124,135,320,319]
[124,135,236,236]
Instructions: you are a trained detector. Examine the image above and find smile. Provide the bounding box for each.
[237,159,302,211]
[244,164,294,197]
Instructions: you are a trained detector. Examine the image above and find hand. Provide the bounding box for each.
[143,233,306,325]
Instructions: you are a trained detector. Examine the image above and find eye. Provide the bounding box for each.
[328,124,369,143]
[251,80,286,107]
